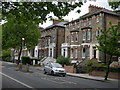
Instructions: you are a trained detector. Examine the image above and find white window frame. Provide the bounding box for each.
[88,20,91,25]
[70,49,73,58]
[71,34,74,42]
[96,17,99,22]
[96,30,99,36]
[82,31,86,41]
[82,48,85,58]
[63,49,66,57]
[87,31,91,40]
[75,33,78,42]
[86,48,90,58]
[75,49,78,58]
[84,22,86,26]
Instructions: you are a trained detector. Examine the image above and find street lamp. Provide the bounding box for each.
[21,38,25,63]
[22,38,25,48]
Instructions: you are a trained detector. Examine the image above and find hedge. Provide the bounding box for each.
[56,56,71,66]
[2,49,11,62]
[21,56,31,65]
[76,66,120,73]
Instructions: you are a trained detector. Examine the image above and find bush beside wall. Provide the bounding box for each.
[21,56,31,65]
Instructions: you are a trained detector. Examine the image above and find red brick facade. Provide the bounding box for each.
[38,5,120,63]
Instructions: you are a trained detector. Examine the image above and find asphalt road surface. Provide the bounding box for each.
[0,61,119,90]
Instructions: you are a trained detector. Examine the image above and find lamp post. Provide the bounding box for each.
[22,38,25,63]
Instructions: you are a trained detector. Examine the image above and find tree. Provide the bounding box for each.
[2,2,83,64]
[2,16,40,64]
[109,2,120,14]
[96,22,120,80]
[56,56,71,67]
[2,2,83,24]
[109,2,120,10]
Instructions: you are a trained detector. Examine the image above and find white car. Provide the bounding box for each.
[44,62,66,77]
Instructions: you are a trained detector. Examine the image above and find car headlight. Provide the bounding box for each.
[54,69,58,71]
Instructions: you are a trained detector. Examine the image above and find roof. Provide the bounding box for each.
[44,21,68,30]
[65,9,119,25]
[65,18,80,25]
[81,9,120,19]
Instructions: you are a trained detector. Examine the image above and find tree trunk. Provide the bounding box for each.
[104,55,112,80]
[104,52,107,65]
[17,45,22,65]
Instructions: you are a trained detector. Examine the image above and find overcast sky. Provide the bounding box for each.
[39,0,113,28]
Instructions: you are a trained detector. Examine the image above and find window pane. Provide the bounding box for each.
[83,32,86,40]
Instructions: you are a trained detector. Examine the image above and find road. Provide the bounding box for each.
[0,61,119,90]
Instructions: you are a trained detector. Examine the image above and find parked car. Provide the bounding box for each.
[44,62,66,77]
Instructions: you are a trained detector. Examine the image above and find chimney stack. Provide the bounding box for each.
[53,18,61,24]
[89,4,105,12]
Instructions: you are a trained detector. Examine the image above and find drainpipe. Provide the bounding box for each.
[56,27,58,59]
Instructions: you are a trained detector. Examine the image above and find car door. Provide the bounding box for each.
[47,63,52,74]
[45,63,50,73]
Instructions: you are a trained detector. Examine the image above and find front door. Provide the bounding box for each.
[93,47,96,58]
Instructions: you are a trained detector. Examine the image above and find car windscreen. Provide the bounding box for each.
[52,63,62,68]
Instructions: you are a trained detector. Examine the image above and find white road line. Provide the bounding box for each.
[0,72,33,88]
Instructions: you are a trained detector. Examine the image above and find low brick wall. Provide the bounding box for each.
[64,65,76,73]
[89,71,120,79]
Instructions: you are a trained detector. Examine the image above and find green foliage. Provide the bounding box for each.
[86,61,94,66]
[2,48,11,62]
[21,56,31,65]
[2,19,40,50]
[2,2,83,24]
[96,22,120,80]
[56,56,71,66]
[2,2,83,64]
[109,2,120,10]
[94,63,106,67]
[96,22,120,57]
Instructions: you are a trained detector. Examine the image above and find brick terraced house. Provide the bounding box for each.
[61,5,120,63]
[39,5,120,63]
[38,19,68,59]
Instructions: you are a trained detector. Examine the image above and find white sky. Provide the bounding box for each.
[39,0,113,28]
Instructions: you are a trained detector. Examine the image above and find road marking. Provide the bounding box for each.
[0,72,34,89]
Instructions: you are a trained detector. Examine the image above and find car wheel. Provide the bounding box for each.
[44,69,47,74]
[51,71,54,76]
[63,74,66,77]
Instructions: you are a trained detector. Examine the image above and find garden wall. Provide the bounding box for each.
[64,65,76,73]
[89,71,120,79]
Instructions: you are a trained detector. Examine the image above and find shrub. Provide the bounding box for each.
[21,56,31,65]
[86,61,94,66]
[2,49,11,62]
[56,56,71,66]
[93,63,106,67]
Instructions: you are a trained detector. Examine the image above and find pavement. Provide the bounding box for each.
[3,61,119,82]
[32,65,119,82]
[66,73,119,82]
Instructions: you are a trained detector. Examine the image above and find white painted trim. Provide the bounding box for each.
[70,45,81,47]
